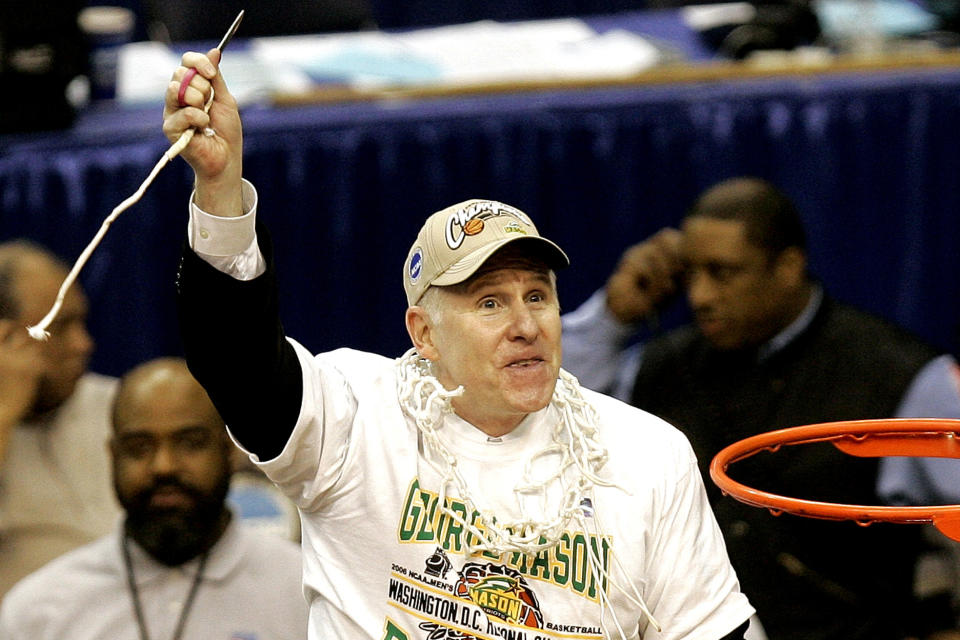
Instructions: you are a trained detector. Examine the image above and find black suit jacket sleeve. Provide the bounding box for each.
[176,223,302,460]
[720,621,749,640]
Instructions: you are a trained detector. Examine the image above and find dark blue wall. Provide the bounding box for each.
[2,68,959,376]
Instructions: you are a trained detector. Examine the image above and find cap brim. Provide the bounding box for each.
[431,236,570,287]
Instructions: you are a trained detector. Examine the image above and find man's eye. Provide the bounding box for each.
[118,438,155,459]
[480,299,498,309]
[173,430,214,452]
[707,265,739,282]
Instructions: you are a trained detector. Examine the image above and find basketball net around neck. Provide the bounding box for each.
[395,348,661,637]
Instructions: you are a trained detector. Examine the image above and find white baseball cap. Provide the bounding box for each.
[403,199,570,306]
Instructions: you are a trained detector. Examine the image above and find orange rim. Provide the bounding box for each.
[708,418,960,541]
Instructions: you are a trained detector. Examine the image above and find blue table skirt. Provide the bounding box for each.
[2,63,959,376]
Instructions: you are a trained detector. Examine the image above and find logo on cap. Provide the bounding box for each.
[444,201,531,251]
[503,221,527,235]
[408,248,423,283]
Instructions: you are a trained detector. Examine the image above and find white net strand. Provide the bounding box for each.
[578,508,662,635]
[27,87,216,341]
[581,511,636,640]
[397,349,603,554]
[395,348,661,636]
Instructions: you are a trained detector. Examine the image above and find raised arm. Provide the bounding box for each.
[562,228,684,397]
[0,319,43,466]
[604,227,684,325]
[164,50,301,461]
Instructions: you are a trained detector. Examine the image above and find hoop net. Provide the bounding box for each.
[395,348,661,635]
[709,418,960,542]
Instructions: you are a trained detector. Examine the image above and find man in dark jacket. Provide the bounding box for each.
[562,176,960,640]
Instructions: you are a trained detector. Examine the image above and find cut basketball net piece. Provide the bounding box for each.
[26,9,245,341]
[710,418,960,542]
[26,94,211,341]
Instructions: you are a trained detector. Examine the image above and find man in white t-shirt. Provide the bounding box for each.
[163,48,754,640]
[0,357,307,640]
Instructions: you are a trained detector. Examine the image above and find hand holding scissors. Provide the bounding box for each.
[28,11,248,340]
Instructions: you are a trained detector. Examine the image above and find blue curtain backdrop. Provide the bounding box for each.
[2,68,959,376]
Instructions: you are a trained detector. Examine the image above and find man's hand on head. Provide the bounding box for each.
[0,319,44,455]
[605,227,684,325]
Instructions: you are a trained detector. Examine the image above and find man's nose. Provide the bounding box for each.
[65,320,95,358]
[686,271,717,310]
[507,303,539,341]
[150,443,179,475]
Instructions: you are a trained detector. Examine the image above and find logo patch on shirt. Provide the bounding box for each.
[424,547,452,579]
[454,563,543,629]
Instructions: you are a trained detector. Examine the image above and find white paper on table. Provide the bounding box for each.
[681,2,757,30]
[119,17,665,104]
[117,41,179,105]
[117,41,314,106]
[251,18,661,89]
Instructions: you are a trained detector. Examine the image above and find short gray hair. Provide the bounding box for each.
[417,286,445,326]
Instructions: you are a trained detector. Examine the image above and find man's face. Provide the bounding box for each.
[422,257,562,436]
[14,256,94,413]
[681,217,802,351]
[111,372,231,565]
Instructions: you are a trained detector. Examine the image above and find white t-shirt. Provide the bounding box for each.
[248,344,753,640]
[0,372,121,599]
[0,516,307,640]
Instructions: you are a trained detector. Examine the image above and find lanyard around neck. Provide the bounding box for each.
[121,534,210,640]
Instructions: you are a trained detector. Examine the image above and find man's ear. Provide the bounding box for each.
[405,306,439,360]
[775,246,806,286]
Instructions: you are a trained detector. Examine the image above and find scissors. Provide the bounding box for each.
[216,10,245,53]
[177,10,245,109]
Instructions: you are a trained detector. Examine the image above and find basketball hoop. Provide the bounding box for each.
[709,418,960,542]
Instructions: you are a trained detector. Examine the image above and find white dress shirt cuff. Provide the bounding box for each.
[188,179,258,256]
[187,179,265,281]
